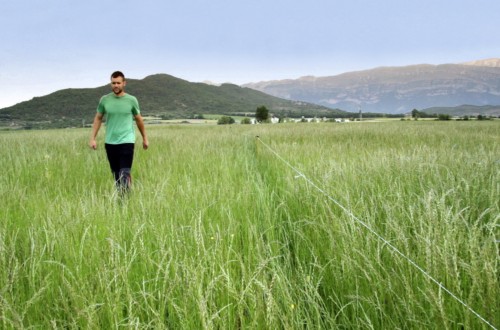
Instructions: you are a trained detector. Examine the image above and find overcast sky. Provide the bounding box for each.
[1,0,499,108]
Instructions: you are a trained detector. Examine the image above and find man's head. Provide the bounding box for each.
[110,71,126,96]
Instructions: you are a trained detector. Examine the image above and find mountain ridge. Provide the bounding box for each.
[2,59,500,129]
[243,59,500,114]
[461,58,500,67]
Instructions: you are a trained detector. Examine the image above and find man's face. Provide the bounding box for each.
[111,76,126,95]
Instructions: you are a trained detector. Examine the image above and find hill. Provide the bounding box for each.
[421,104,500,117]
[243,59,500,114]
[0,74,342,129]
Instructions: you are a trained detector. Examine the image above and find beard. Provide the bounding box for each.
[113,87,123,95]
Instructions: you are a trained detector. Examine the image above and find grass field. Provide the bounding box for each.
[0,121,498,329]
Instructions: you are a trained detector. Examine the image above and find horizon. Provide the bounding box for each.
[1,0,500,108]
[2,58,499,110]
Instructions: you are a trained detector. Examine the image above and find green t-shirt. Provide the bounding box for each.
[97,93,140,144]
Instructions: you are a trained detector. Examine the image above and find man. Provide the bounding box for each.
[89,71,149,192]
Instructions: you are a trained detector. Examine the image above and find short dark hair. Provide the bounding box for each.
[111,71,125,80]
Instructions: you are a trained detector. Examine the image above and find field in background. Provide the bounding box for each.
[0,121,498,329]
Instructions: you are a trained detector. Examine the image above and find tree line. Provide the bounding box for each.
[411,109,496,121]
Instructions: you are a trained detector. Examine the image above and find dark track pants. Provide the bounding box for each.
[105,143,134,189]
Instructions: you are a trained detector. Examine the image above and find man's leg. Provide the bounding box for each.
[118,143,135,191]
[105,144,121,185]
[118,168,132,190]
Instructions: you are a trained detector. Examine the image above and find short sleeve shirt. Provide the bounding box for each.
[97,93,140,144]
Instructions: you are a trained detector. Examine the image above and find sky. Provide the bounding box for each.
[1,0,499,108]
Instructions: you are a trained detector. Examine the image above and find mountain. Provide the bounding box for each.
[0,74,342,129]
[243,59,500,114]
[462,58,500,67]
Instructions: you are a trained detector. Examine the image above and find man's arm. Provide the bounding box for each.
[89,112,104,150]
[134,114,149,150]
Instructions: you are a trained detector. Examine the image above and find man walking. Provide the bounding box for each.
[89,71,149,192]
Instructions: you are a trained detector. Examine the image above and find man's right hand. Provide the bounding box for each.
[89,139,97,150]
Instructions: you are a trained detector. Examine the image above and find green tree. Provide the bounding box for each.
[217,116,235,125]
[240,117,252,124]
[255,106,269,123]
[477,115,491,121]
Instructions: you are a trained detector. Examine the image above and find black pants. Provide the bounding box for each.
[105,143,134,189]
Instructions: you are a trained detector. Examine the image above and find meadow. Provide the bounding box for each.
[0,121,498,329]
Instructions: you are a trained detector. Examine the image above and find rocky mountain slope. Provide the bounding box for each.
[243,59,500,114]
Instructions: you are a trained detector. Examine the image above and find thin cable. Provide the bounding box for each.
[256,136,497,330]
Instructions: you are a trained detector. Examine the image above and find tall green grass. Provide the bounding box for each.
[0,121,498,329]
